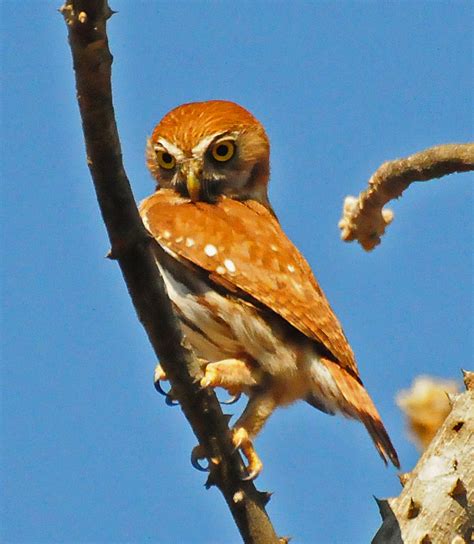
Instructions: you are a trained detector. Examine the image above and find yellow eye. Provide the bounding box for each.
[156,149,176,170]
[211,140,235,162]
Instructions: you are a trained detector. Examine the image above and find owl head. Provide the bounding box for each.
[146,100,271,207]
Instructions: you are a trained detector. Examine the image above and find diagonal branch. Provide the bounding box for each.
[372,371,474,543]
[339,143,474,251]
[60,1,280,542]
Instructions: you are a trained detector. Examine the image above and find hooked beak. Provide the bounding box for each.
[185,162,201,202]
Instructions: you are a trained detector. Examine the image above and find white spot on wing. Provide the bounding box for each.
[163,230,171,240]
[175,236,183,243]
[216,266,226,275]
[186,237,195,248]
[224,259,236,273]
[204,244,218,257]
[270,244,278,252]
[287,264,295,273]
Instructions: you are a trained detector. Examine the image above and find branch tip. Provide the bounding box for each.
[339,143,474,250]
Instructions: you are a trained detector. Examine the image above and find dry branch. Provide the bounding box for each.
[60,2,280,542]
[339,143,474,251]
[372,371,474,544]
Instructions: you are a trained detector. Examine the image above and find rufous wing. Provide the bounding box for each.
[140,189,357,376]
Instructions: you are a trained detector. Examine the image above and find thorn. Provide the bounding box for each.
[105,248,116,260]
[449,478,467,507]
[420,535,432,544]
[398,472,411,487]
[462,369,474,391]
[445,391,458,406]
[279,537,292,543]
[258,490,273,506]
[407,498,420,519]
[373,496,393,520]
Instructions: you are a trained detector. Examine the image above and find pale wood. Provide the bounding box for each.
[372,371,474,543]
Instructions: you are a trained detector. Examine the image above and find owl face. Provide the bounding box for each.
[146,101,271,206]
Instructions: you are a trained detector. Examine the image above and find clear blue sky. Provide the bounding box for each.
[1,2,472,543]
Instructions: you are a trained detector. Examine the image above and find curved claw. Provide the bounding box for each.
[154,379,170,397]
[165,394,179,407]
[154,380,179,406]
[241,467,260,481]
[191,447,209,472]
[220,392,241,405]
[232,427,263,480]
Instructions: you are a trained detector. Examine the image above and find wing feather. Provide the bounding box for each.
[140,190,358,375]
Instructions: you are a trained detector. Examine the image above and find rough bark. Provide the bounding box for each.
[372,371,474,544]
[339,143,474,251]
[60,2,280,542]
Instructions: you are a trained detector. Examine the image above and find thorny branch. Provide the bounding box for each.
[372,371,474,543]
[339,143,474,251]
[60,1,280,542]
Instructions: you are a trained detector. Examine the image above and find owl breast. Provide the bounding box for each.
[152,242,337,405]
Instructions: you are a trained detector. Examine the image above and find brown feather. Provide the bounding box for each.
[151,100,269,156]
[321,357,400,468]
[140,189,358,375]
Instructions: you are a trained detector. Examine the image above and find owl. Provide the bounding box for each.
[140,100,399,479]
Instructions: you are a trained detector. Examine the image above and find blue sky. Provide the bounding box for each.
[1,1,472,543]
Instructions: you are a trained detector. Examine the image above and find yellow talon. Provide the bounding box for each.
[200,365,219,388]
[232,427,263,480]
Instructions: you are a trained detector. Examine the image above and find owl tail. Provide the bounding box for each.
[321,358,400,469]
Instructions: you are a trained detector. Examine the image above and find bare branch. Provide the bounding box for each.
[60,1,280,542]
[339,143,474,251]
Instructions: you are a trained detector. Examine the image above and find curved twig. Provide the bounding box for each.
[339,143,474,251]
[60,2,280,542]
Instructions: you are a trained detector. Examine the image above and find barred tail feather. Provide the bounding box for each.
[321,358,400,469]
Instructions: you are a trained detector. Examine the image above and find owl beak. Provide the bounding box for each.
[186,164,201,202]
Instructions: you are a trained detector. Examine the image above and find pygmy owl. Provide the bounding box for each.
[140,100,399,478]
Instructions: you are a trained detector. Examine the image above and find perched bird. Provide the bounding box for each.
[140,100,399,478]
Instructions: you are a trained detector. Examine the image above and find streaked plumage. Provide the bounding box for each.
[141,100,399,477]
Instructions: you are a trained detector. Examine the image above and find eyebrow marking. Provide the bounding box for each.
[191,131,239,156]
[154,137,185,161]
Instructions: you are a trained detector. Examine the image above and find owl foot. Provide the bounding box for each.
[233,427,263,480]
[153,364,179,406]
[190,431,263,480]
[200,359,257,395]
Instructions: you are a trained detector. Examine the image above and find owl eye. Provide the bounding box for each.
[156,149,176,170]
[211,140,235,162]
